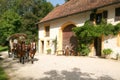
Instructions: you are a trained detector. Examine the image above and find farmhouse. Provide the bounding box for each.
[37,0,120,58]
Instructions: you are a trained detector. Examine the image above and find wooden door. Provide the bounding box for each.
[62,24,77,55]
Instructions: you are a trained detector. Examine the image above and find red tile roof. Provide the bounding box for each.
[40,0,120,23]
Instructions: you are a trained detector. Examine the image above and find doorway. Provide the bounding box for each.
[94,37,102,56]
[62,24,78,55]
[41,41,44,53]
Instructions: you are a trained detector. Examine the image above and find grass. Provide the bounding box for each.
[0,45,9,80]
[0,45,8,52]
[0,66,9,80]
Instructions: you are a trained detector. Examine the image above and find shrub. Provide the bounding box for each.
[0,66,9,80]
[77,44,90,56]
[103,48,112,55]
[47,49,51,54]
[0,45,8,52]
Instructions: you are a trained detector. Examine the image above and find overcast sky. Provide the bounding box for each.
[47,0,65,6]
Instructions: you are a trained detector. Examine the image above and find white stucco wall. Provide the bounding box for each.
[106,3,120,25]
[38,3,120,57]
[103,35,120,58]
[101,3,120,58]
[38,11,90,54]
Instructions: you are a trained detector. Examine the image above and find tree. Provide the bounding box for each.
[18,0,54,40]
[0,0,54,45]
[0,10,22,45]
[65,0,70,2]
[72,20,116,56]
[55,4,60,7]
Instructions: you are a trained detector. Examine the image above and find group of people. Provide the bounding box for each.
[8,39,36,64]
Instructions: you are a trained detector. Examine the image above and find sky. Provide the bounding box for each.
[47,0,65,6]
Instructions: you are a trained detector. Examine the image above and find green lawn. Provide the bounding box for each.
[0,67,9,80]
[0,46,8,52]
[0,45,9,80]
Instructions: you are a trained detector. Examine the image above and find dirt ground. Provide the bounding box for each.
[0,51,120,80]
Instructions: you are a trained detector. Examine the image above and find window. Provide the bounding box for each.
[45,26,50,37]
[47,40,50,48]
[103,10,108,19]
[115,7,120,21]
[96,13,102,24]
[90,13,95,21]
[90,10,108,24]
[96,11,108,24]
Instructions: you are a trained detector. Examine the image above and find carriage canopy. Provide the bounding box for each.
[7,33,27,41]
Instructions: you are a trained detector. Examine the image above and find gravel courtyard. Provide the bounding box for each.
[0,51,120,80]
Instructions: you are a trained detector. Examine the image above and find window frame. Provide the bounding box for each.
[115,7,120,21]
[90,10,108,24]
[44,26,50,37]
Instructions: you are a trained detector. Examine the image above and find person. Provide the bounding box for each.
[13,39,18,44]
[65,45,69,56]
[13,39,18,50]
[8,39,13,57]
[10,39,13,52]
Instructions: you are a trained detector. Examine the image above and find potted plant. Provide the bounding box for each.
[102,48,112,58]
[47,49,51,54]
[116,53,120,60]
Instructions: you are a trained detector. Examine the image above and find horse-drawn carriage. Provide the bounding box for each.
[7,33,36,64]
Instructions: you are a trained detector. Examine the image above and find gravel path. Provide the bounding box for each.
[0,51,120,80]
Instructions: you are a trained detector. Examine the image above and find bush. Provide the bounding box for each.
[0,66,9,80]
[103,48,112,55]
[47,49,51,54]
[77,44,90,56]
[0,45,8,52]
